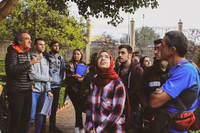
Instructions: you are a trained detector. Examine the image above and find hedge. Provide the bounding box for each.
[58,87,66,108]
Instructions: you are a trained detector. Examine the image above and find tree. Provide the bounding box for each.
[0,0,87,54]
[187,29,200,44]
[0,0,19,23]
[0,0,159,26]
[135,26,160,47]
[96,32,118,44]
[119,33,129,44]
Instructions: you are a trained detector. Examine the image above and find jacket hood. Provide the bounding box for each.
[7,43,30,53]
[128,59,141,72]
[7,44,13,52]
[31,52,40,56]
[46,52,61,58]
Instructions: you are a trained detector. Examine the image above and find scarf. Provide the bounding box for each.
[94,50,131,128]
[94,50,119,88]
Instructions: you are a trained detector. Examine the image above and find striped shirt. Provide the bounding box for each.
[86,79,126,133]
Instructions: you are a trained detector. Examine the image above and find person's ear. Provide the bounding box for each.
[170,46,176,53]
[18,40,21,45]
[128,53,132,59]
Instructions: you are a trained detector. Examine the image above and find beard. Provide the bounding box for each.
[120,59,128,65]
[52,49,59,54]
[36,48,43,54]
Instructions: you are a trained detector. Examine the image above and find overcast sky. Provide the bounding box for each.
[69,0,200,39]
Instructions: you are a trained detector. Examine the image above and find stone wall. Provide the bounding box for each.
[0,43,199,65]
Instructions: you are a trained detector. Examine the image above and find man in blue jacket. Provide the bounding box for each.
[42,40,65,133]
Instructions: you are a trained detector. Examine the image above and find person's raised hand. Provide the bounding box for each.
[30,54,42,65]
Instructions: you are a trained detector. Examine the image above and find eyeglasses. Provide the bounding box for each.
[97,55,110,60]
[144,60,151,62]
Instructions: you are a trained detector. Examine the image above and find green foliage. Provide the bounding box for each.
[194,48,200,68]
[67,0,159,26]
[189,129,200,133]
[0,0,87,54]
[58,87,66,108]
[0,60,5,73]
[135,26,160,47]
[44,0,159,26]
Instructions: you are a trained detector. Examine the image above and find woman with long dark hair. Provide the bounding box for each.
[140,56,152,70]
[65,49,86,133]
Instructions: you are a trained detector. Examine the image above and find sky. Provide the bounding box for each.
[68,0,200,40]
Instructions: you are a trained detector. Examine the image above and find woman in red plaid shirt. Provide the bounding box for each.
[86,50,130,133]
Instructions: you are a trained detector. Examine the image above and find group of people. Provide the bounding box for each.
[3,29,200,133]
[5,31,65,133]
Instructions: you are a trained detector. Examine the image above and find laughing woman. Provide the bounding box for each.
[86,50,130,133]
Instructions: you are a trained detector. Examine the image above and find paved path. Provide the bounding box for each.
[30,100,86,133]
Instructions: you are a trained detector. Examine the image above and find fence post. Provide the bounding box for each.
[86,19,91,64]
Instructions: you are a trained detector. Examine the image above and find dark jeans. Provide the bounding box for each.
[42,88,60,129]
[129,106,140,133]
[8,90,32,133]
[68,88,83,128]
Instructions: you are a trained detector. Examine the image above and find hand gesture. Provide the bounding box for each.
[30,54,42,65]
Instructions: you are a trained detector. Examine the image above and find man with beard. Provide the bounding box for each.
[27,38,53,132]
[115,45,143,133]
[42,40,65,133]
[138,39,169,132]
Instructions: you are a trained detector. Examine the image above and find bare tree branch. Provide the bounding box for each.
[0,0,19,22]
[0,0,8,9]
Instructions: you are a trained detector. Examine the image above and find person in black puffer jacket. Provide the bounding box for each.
[5,30,42,133]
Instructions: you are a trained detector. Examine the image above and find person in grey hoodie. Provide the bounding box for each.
[27,38,53,133]
[42,40,65,133]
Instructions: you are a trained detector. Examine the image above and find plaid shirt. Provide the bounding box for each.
[86,79,126,133]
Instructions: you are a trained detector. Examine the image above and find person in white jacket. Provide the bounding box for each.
[27,38,53,133]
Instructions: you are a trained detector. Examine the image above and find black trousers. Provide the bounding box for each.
[68,88,83,128]
[8,90,32,133]
[42,87,61,128]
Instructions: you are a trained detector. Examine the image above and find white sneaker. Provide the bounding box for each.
[80,129,85,133]
[74,127,80,133]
